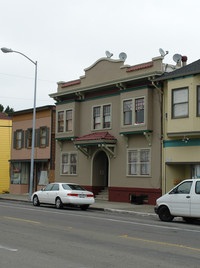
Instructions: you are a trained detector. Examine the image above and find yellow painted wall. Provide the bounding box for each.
[0,118,12,193]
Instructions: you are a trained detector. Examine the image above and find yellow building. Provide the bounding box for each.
[0,112,12,193]
[155,58,200,193]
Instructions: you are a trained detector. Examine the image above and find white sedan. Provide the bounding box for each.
[31,183,95,210]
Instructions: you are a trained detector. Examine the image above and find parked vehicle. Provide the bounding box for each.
[154,179,200,222]
[31,183,95,210]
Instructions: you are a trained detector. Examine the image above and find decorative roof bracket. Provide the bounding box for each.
[98,144,116,158]
[143,132,152,146]
[75,145,91,158]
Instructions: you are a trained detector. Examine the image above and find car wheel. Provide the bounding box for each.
[158,206,174,222]
[80,205,89,211]
[33,195,40,206]
[55,197,63,209]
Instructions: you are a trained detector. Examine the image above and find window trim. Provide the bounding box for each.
[37,126,49,148]
[57,108,74,134]
[122,97,145,127]
[14,129,24,150]
[92,103,112,130]
[60,151,78,176]
[127,148,151,177]
[172,87,189,119]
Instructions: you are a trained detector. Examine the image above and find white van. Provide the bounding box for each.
[154,179,200,222]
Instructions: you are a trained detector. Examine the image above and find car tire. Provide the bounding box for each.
[33,195,40,206]
[158,206,174,222]
[55,197,63,209]
[80,205,89,211]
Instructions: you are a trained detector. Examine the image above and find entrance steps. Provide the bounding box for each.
[95,187,109,201]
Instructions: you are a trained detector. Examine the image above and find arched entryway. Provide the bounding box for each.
[92,150,109,188]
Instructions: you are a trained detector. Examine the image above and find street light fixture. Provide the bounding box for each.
[1,47,37,200]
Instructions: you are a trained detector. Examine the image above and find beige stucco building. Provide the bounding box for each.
[50,55,175,204]
[155,58,200,193]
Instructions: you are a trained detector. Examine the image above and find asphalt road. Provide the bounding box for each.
[0,200,200,268]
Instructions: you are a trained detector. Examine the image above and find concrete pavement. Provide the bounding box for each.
[0,193,155,215]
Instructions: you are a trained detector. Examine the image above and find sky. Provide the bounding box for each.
[1,0,200,112]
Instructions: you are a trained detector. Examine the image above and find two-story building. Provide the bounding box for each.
[155,58,200,193]
[50,54,175,204]
[10,105,56,194]
[0,112,12,193]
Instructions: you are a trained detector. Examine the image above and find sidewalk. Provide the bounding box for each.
[0,193,155,215]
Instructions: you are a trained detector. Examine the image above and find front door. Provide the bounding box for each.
[92,150,109,187]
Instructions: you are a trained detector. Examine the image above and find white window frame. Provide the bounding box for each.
[172,87,189,119]
[122,97,145,127]
[127,148,151,177]
[56,108,74,134]
[92,103,112,130]
[61,152,77,175]
[197,86,200,117]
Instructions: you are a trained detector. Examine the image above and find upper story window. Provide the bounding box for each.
[123,97,145,126]
[66,110,72,132]
[123,100,132,125]
[93,104,111,130]
[172,88,188,118]
[128,148,150,176]
[58,111,64,132]
[197,86,200,116]
[61,152,77,175]
[14,130,24,149]
[135,98,144,124]
[38,127,49,148]
[27,128,32,148]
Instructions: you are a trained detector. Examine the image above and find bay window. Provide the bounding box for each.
[93,104,111,130]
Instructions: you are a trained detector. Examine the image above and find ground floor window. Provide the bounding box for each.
[61,152,77,175]
[11,162,29,184]
[128,148,151,176]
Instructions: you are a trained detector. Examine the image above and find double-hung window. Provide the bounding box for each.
[135,98,144,124]
[93,104,111,130]
[38,127,49,147]
[172,88,188,118]
[14,130,24,149]
[197,86,200,116]
[128,149,150,176]
[58,111,64,132]
[61,152,77,175]
[123,97,145,126]
[66,110,72,132]
[123,100,132,125]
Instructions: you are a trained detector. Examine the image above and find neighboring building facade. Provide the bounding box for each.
[0,112,12,193]
[10,105,56,194]
[50,55,175,204]
[155,58,200,193]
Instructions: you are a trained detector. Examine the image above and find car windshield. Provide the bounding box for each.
[62,184,86,191]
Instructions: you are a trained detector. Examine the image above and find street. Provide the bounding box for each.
[0,200,200,268]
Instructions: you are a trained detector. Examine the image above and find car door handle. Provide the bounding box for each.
[186,195,190,199]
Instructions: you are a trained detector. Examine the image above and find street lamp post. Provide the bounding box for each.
[1,47,37,200]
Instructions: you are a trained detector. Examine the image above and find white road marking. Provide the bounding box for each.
[1,202,200,234]
[0,244,18,252]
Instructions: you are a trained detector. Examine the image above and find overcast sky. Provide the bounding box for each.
[1,0,200,111]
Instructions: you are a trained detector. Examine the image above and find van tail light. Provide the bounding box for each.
[67,193,78,197]
[87,194,94,197]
